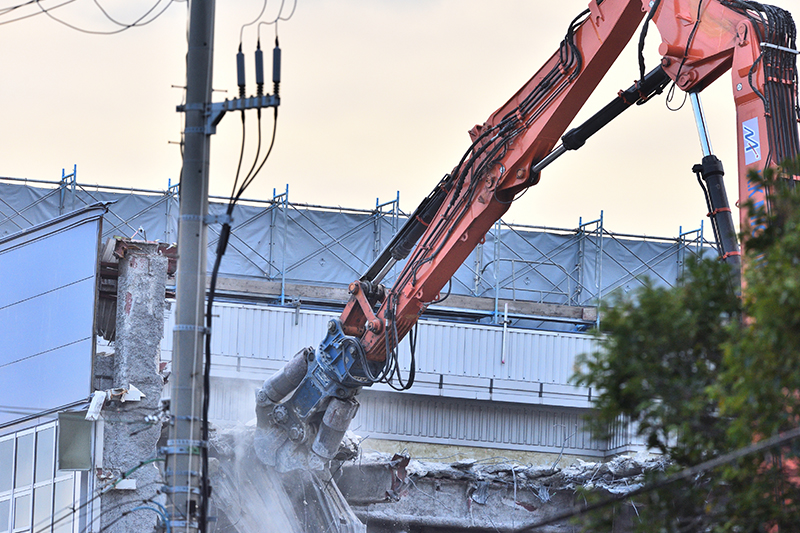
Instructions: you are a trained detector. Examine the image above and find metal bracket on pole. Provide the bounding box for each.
[162,486,203,495]
[204,213,233,225]
[173,324,211,335]
[160,439,208,456]
[176,94,280,135]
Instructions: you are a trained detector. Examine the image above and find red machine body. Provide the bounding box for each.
[255,0,798,481]
[341,0,798,362]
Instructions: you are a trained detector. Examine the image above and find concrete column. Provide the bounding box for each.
[101,241,168,533]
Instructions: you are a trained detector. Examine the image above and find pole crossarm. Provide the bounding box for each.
[176,94,280,135]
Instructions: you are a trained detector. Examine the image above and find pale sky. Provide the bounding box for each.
[1,0,783,238]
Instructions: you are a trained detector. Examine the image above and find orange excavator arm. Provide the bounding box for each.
[255,0,798,473]
[647,0,799,235]
[347,0,649,362]
[347,0,798,365]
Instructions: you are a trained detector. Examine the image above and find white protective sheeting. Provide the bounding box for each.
[0,181,714,311]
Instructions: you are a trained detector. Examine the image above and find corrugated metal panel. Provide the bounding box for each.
[162,302,595,392]
[412,319,595,386]
[162,303,623,453]
[208,377,262,425]
[353,390,605,455]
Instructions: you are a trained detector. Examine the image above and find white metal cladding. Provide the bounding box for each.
[162,302,596,391]
[353,390,605,456]
[207,377,263,425]
[162,300,600,436]
[202,379,608,456]
[170,302,630,455]
[410,319,596,385]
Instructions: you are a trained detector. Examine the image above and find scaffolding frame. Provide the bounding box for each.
[0,175,717,326]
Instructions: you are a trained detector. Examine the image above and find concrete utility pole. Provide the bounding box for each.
[166,0,215,531]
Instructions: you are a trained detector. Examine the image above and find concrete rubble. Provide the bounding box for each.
[210,425,666,533]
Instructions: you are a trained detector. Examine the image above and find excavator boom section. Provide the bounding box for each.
[350,0,799,361]
[255,1,798,493]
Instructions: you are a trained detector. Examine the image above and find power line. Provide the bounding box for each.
[1,0,40,15]
[256,0,297,41]
[91,0,170,29]
[30,460,166,533]
[0,0,178,33]
[36,0,176,34]
[0,336,91,370]
[0,0,76,26]
[238,0,267,44]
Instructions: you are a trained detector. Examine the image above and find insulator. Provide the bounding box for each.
[236,45,246,98]
[273,38,281,98]
[255,42,265,97]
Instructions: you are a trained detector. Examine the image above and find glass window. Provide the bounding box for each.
[14,434,33,489]
[34,428,55,484]
[32,486,52,533]
[0,440,12,493]
[52,479,73,533]
[0,498,9,533]
[12,493,30,530]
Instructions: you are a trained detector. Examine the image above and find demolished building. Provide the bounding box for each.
[0,176,713,531]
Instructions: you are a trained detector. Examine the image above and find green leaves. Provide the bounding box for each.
[575,258,737,463]
[573,159,800,532]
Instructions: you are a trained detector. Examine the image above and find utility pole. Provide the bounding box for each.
[164,1,279,529]
[166,0,215,531]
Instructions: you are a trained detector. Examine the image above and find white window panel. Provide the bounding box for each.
[0,438,12,494]
[12,491,30,531]
[0,498,9,533]
[32,486,52,533]
[34,428,55,484]
[52,479,74,533]
[13,433,33,490]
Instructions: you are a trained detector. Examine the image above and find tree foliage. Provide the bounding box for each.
[573,159,800,532]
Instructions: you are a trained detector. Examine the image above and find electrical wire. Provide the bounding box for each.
[89,494,169,533]
[91,0,168,28]
[235,108,279,203]
[200,97,279,533]
[695,167,723,249]
[238,0,267,44]
[38,460,165,533]
[28,0,176,35]
[719,1,798,170]
[0,0,38,15]
[240,109,264,194]
[256,0,297,39]
[198,111,247,533]
[637,0,663,82]
[227,112,248,209]
[0,0,75,25]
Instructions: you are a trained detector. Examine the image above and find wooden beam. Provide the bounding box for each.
[213,277,596,321]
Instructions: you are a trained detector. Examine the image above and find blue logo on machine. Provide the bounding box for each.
[742,117,761,165]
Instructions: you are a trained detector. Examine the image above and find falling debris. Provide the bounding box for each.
[210,425,364,533]
[211,424,666,532]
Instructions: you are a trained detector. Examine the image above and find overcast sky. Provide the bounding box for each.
[1,0,778,238]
